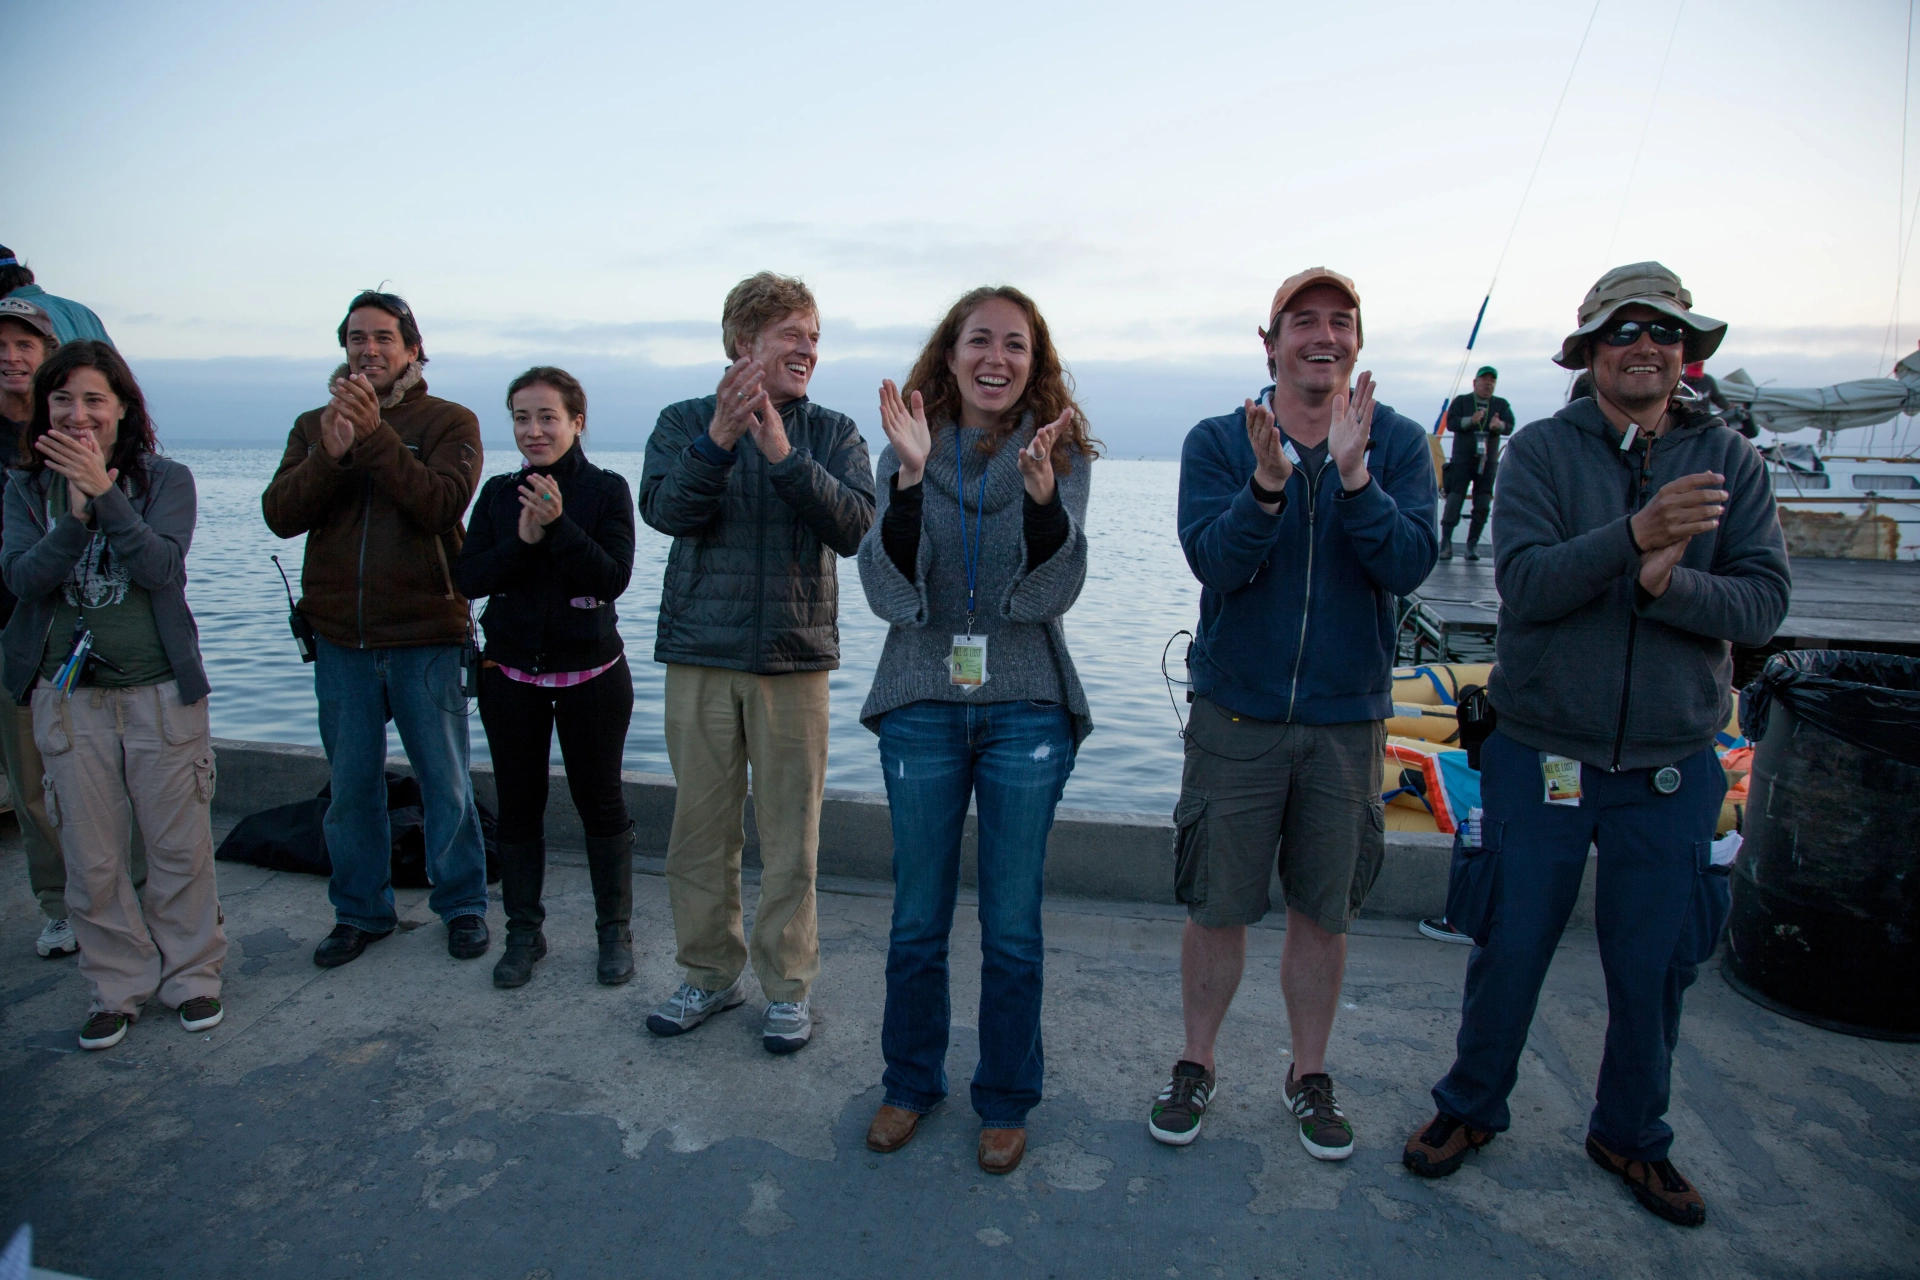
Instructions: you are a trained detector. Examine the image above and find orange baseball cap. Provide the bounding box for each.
[1266,267,1362,343]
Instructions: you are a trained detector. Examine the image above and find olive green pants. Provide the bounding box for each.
[662,664,828,1002]
[2,695,145,920]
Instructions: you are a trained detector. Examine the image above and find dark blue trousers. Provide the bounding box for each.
[1432,729,1728,1161]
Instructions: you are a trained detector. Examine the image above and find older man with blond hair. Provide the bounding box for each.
[639,272,875,1054]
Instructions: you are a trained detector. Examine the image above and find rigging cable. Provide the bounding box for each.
[1880,0,1918,381]
[1600,1,1687,271]
[1432,0,1605,431]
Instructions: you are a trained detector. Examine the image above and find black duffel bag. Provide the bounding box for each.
[216,771,500,885]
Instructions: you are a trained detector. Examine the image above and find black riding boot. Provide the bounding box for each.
[492,839,548,989]
[1438,520,1456,560]
[586,827,635,986]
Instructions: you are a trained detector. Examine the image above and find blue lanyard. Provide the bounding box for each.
[955,429,988,634]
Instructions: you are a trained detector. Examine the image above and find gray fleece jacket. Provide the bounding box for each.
[2,456,208,704]
[857,421,1094,744]
[1489,398,1790,770]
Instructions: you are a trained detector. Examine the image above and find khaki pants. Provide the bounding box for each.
[2,696,147,919]
[663,664,828,1001]
[34,682,224,1016]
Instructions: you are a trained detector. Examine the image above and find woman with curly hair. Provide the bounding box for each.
[855,286,1099,1175]
[2,341,224,1051]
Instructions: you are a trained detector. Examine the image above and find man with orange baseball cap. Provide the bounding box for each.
[1148,268,1439,1159]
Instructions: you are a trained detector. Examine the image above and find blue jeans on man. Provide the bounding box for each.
[878,699,1075,1128]
[314,637,487,932]
[1431,729,1729,1161]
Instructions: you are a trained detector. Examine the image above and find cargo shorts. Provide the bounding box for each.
[1172,697,1387,933]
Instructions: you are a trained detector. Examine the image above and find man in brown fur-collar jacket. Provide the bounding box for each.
[262,290,490,970]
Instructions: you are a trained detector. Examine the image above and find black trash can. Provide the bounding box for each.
[1724,651,1920,1040]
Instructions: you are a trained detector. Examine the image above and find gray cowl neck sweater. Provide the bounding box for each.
[857,418,1094,744]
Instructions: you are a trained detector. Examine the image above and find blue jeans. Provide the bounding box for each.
[1431,729,1729,1161]
[314,637,487,932]
[878,699,1075,1127]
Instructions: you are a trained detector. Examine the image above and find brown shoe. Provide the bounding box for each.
[865,1105,922,1154]
[1585,1134,1707,1227]
[978,1127,1027,1175]
[1403,1112,1495,1178]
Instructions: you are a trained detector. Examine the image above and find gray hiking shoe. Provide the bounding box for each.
[762,999,812,1054]
[645,978,746,1037]
[37,917,77,957]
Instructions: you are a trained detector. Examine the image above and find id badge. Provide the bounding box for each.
[1540,753,1583,806]
[949,634,988,690]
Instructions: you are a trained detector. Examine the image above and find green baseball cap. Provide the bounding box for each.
[1475,366,1497,379]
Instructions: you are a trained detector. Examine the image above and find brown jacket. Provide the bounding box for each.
[262,365,482,649]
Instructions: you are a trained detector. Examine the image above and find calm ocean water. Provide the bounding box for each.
[182,450,1200,817]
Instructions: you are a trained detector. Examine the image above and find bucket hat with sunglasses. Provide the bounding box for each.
[1553,261,1726,370]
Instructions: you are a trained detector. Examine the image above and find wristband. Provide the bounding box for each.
[1249,476,1286,505]
[1626,517,1645,555]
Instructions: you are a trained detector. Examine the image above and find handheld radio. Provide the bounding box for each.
[272,555,316,663]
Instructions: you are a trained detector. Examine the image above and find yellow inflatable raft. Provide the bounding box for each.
[1384,664,1489,744]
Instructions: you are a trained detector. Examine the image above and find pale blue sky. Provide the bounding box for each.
[8,0,1918,444]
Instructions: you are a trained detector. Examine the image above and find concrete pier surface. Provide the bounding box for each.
[3,831,1917,1278]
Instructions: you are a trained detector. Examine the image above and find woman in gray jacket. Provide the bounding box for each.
[856,286,1097,1175]
[3,342,224,1052]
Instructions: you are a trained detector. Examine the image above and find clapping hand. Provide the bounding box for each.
[1244,396,1291,505]
[1638,537,1690,598]
[744,387,791,464]
[1328,371,1377,491]
[878,380,932,487]
[321,373,382,459]
[1018,410,1073,505]
[1630,472,1726,551]
[708,358,765,452]
[35,430,118,519]
[516,472,563,544]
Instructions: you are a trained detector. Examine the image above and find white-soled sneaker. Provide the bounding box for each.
[178,997,224,1032]
[762,999,812,1054]
[78,1011,129,1051]
[645,978,746,1037]
[37,917,77,957]
[1418,917,1475,944]
[1285,1066,1355,1161]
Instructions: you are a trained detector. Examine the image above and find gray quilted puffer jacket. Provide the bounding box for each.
[640,394,875,673]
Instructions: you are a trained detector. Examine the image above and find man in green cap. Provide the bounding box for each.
[1438,366,1513,560]
[1402,262,1789,1228]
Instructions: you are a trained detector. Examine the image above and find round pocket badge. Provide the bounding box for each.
[1650,766,1682,796]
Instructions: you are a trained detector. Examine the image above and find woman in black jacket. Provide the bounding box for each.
[454,367,637,990]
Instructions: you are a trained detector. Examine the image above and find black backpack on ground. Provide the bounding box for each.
[215,771,500,885]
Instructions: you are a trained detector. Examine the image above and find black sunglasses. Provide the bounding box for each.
[1599,319,1685,348]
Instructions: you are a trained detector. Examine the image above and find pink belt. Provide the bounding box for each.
[494,656,621,689]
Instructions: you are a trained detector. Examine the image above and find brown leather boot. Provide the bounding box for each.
[977,1127,1027,1175]
[865,1105,922,1154]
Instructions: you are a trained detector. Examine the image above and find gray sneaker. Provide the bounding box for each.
[37,917,77,958]
[762,999,812,1054]
[645,978,746,1037]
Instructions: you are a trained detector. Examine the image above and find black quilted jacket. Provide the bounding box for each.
[639,394,874,673]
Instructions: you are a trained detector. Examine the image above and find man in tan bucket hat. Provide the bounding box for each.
[1402,262,1787,1228]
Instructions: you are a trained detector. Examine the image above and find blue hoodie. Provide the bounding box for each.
[1177,391,1438,724]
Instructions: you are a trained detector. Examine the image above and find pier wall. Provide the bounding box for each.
[210,738,1599,925]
